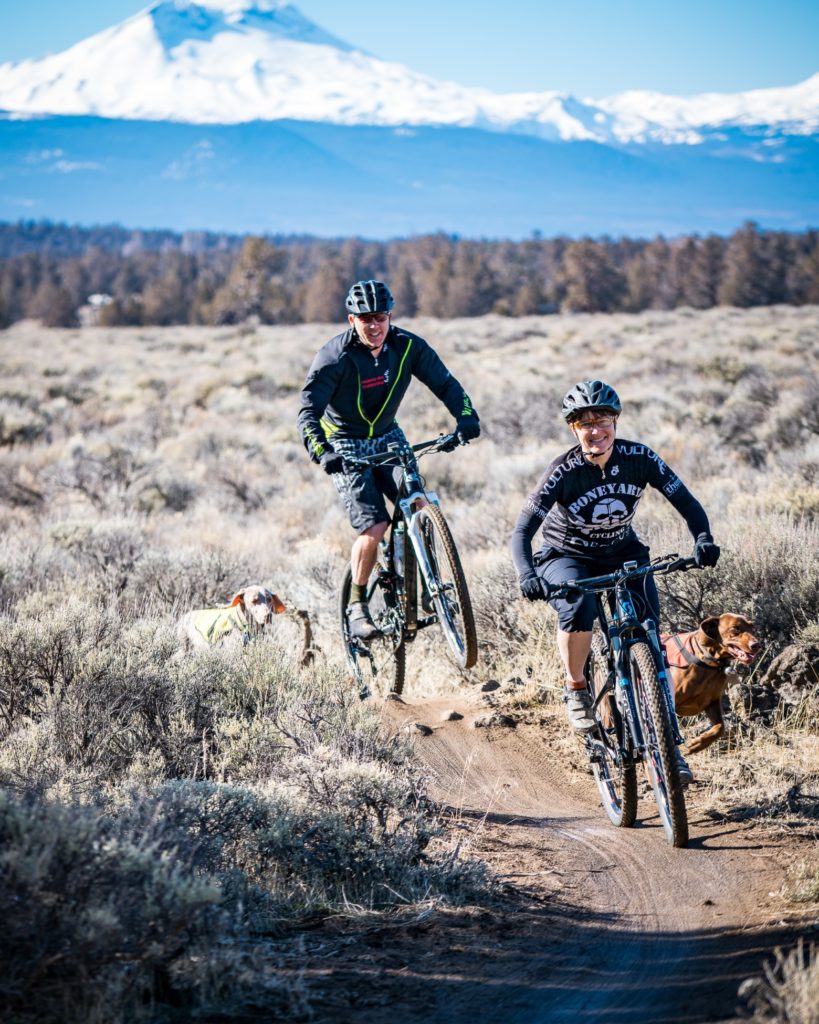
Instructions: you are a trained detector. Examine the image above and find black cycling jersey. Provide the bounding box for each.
[511,439,711,578]
[297,325,476,462]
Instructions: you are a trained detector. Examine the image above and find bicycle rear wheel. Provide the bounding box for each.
[340,565,406,698]
[586,636,637,828]
[416,504,477,669]
[630,641,689,847]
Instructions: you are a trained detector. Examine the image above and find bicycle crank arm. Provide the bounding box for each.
[415,614,440,631]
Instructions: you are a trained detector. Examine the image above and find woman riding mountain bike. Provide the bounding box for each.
[511,379,721,783]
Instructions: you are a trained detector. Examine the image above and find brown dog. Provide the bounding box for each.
[663,614,762,754]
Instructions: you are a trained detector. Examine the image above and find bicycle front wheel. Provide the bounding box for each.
[340,565,406,698]
[416,504,477,669]
[630,641,688,847]
[586,636,637,828]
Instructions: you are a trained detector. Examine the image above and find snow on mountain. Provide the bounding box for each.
[597,73,819,143]
[0,0,816,145]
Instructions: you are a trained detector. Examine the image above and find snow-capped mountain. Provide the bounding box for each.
[0,0,817,145]
[1,0,816,238]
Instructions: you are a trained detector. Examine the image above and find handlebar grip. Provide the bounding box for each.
[666,556,699,572]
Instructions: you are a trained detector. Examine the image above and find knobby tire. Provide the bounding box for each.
[587,636,637,828]
[630,641,689,847]
[340,564,406,697]
[416,504,478,669]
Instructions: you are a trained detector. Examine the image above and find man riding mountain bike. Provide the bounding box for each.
[297,279,480,642]
[510,379,720,783]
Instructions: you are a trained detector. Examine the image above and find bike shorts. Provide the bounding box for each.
[330,425,415,534]
[535,539,660,633]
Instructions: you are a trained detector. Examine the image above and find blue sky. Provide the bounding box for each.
[1,0,817,96]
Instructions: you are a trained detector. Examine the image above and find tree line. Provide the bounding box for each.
[1,220,817,328]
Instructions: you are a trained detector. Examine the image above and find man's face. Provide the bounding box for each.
[349,311,391,351]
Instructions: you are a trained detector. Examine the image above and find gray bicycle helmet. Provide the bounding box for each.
[561,379,622,421]
[345,279,395,315]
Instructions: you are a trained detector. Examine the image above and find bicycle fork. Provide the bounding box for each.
[400,494,449,613]
[608,631,645,751]
[642,620,685,746]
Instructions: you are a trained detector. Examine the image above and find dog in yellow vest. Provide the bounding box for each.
[180,585,286,649]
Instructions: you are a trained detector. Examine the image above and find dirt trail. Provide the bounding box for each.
[320,690,811,1024]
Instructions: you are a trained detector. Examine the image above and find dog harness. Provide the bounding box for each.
[191,606,249,646]
[661,630,723,670]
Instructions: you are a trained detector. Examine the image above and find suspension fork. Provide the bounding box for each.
[400,492,441,590]
[642,619,685,746]
[597,591,644,752]
[610,631,645,749]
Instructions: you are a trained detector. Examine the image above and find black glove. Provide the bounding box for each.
[319,450,346,476]
[693,533,720,568]
[456,417,481,445]
[519,574,551,601]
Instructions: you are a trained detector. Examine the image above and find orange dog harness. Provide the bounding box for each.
[661,630,722,670]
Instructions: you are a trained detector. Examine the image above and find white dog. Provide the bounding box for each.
[180,585,286,649]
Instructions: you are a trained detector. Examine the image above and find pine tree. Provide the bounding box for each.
[416,249,453,318]
[682,235,723,309]
[447,243,497,317]
[302,259,348,324]
[390,259,418,317]
[561,240,625,313]
[208,237,287,323]
[30,277,76,327]
[717,222,769,307]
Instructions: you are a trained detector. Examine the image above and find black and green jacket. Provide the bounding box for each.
[297,326,477,461]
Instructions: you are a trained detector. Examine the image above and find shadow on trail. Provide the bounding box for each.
[306,905,805,1024]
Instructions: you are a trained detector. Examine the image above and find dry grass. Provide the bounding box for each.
[741,940,819,1024]
[783,860,819,905]
[2,304,819,1015]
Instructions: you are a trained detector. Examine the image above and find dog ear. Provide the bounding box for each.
[230,592,245,607]
[700,616,722,641]
[270,594,286,614]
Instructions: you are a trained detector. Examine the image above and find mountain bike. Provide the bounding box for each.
[551,554,700,848]
[339,433,478,699]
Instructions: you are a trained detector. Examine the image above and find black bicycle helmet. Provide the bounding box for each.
[345,279,395,315]
[561,379,622,421]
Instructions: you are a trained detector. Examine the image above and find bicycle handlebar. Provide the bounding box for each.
[342,432,461,469]
[549,554,700,599]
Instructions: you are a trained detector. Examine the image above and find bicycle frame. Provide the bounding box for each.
[570,556,696,763]
[348,434,456,637]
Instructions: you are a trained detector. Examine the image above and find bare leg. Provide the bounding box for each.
[557,628,595,731]
[351,522,388,585]
[557,628,593,684]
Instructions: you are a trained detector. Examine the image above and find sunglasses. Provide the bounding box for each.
[355,312,390,324]
[572,415,616,430]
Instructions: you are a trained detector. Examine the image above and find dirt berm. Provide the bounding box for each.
[300,688,814,1024]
